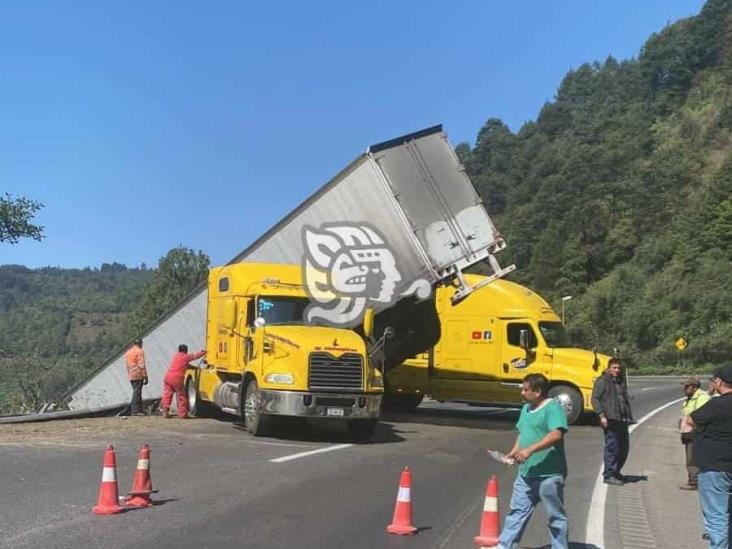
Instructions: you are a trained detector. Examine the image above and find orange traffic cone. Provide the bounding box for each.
[125,443,158,508]
[92,444,125,515]
[474,475,500,547]
[386,466,417,535]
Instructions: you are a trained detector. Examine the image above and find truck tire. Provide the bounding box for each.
[242,379,269,436]
[185,376,212,418]
[347,419,377,443]
[383,393,424,413]
[548,385,583,425]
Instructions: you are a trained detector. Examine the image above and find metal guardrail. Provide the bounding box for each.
[0,399,159,425]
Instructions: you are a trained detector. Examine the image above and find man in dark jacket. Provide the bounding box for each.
[592,357,634,486]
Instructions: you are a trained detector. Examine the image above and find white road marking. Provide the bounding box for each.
[628,398,684,435]
[241,440,311,448]
[269,443,353,463]
[584,397,684,548]
[640,387,654,391]
[437,499,478,549]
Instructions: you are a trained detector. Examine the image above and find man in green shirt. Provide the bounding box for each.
[495,373,569,549]
[679,376,711,490]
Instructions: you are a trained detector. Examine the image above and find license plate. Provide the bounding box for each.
[326,408,344,417]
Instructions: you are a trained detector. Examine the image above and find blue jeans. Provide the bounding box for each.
[698,471,732,549]
[498,474,568,549]
[603,420,630,479]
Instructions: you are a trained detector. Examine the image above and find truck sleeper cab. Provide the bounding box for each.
[185,263,383,441]
[386,277,609,424]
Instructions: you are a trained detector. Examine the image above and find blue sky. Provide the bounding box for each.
[1,0,705,269]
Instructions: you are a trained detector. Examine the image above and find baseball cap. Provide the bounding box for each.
[712,364,732,384]
[679,376,701,387]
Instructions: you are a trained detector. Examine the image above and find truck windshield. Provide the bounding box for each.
[538,321,571,348]
[257,296,310,325]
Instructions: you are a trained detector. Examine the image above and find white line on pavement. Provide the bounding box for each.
[437,499,479,548]
[584,397,684,548]
[269,443,353,463]
[242,440,312,448]
[640,387,654,391]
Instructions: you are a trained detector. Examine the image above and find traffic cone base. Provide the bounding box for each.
[125,489,159,508]
[386,467,417,535]
[125,444,157,508]
[92,445,125,515]
[125,494,153,508]
[93,504,125,515]
[387,524,418,535]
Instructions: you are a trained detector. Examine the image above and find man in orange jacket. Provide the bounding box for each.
[125,339,147,415]
[162,344,206,418]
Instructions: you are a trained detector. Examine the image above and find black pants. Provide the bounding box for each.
[681,434,699,485]
[130,379,144,414]
[603,420,630,479]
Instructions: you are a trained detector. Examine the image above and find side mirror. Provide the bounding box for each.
[384,326,396,340]
[519,329,530,350]
[253,317,266,329]
[363,308,375,339]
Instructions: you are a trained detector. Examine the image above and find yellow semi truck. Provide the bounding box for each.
[385,275,610,424]
[184,263,384,441]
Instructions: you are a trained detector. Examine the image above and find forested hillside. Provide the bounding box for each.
[0,247,209,414]
[0,264,152,413]
[460,0,731,370]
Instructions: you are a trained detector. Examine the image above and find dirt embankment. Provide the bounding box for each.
[0,415,225,446]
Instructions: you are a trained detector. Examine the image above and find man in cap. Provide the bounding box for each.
[678,376,710,490]
[687,363,732,548]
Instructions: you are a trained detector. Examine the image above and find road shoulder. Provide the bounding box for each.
[604,404,706,549]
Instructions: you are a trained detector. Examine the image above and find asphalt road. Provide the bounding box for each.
[0,377,684,549]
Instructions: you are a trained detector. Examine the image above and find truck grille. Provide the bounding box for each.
[308,352,363,391]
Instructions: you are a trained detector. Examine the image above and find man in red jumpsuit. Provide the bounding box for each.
[162,344,206,418]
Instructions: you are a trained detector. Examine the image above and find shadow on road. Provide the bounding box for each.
[202,402,600,440]
[150,497,178,507]
[381,406,519,432]
[229,417,407,444]
[620,474,648,484]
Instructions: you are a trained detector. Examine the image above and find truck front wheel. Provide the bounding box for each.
[548,385,583,425]
[242,379,269,436]
[347,419,377,443]
[185,377,211,418]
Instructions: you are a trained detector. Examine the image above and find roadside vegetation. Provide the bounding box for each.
[461,0,731,375]
[0,247,208,414]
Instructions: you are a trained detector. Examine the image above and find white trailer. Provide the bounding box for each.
[65,125,513,411]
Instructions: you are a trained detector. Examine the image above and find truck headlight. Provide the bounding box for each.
[265,373,294,385]
[371,374,384,388]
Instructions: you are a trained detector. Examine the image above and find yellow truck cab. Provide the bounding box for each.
[185,263,383,441]
[386,276,609,423]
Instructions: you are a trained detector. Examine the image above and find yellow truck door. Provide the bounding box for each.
[430,316,503,401]
[495,320,552,403]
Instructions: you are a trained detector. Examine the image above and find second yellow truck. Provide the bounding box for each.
[385,275,610,424]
